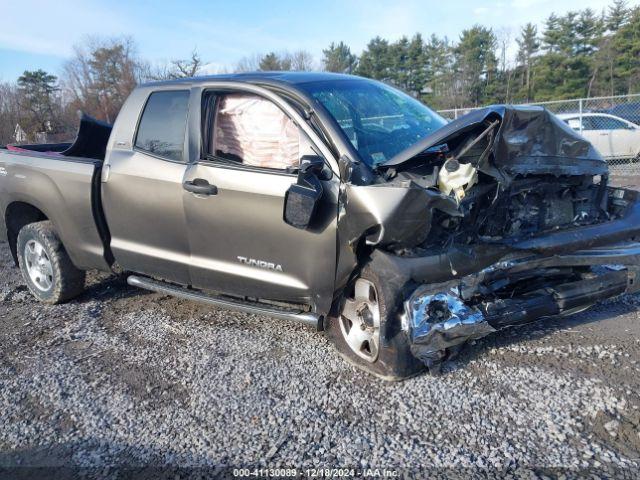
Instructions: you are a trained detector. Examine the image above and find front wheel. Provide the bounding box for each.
[17,221,86,304]
[325,265,425,381]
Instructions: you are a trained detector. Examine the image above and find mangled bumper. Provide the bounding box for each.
[402,242,640,369]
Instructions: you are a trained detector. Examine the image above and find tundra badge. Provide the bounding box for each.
[237,256,283,272]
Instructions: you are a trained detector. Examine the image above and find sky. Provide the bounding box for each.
[0,0,638,81]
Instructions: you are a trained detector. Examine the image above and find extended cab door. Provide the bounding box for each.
[101,88,192,284]
[182,86,340,310]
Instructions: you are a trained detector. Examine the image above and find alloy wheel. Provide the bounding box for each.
[338,278,381,362]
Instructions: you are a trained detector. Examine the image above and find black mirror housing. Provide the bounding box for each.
[283,155,326,229]
[284,182,322,229]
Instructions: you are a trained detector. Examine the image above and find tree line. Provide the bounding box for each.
[1,1,638,144]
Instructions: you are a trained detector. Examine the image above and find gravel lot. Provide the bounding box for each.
[1,238,640,478]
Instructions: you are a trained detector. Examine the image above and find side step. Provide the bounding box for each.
[127,275,321,329]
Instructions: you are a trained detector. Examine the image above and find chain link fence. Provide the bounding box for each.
[437,94,640,176]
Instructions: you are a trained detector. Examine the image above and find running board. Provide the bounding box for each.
[127,275,320,329]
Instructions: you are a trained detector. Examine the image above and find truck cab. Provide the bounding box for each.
[102,79,342,314]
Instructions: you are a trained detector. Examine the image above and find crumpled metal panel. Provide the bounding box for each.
[381,105,607,178]
[404,287,496,366]
[339,181,460,250]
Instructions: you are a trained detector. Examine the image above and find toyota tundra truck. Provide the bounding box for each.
[2,72,639,379]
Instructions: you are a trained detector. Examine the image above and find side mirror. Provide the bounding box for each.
[283,155,326,229]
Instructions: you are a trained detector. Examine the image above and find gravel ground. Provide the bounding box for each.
[1,239,640,478]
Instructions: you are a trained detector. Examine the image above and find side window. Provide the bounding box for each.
[564,118,581,130]
[205,92,301,170]
[135,90,190,161]
[598,117,628,130]
[581,117,597,131]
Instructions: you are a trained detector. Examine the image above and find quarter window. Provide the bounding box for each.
[135,90,190,161]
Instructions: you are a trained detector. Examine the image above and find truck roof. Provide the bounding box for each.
[140,71,359,88]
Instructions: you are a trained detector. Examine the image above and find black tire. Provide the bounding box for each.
[326,264,425,381]
[17,221,86,304]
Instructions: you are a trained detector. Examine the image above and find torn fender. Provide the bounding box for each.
[340,181,460,250]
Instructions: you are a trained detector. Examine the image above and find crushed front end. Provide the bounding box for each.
[339,105,640,372]
[402,245,640,370]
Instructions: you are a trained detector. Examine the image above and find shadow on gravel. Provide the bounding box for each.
[76,274,153,304]
[444,293,640,374]
[0,443,224,480]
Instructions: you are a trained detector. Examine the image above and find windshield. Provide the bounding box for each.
[301,79,447,167]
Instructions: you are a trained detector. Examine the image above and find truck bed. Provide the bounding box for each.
[0,149,110,271]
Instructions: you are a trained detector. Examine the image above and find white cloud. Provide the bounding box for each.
[474,6,490,15]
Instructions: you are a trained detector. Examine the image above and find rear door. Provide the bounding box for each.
[182,86,340,308]
[102,89,192,284]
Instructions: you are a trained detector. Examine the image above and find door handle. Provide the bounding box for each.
[183,178,218,195]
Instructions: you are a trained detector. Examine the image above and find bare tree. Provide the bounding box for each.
[234,53,263,72]
[0,82,22,144]
[62,36,146,123]
[149,49,205,80]
[172,50,204,77]
[289,50,315,70]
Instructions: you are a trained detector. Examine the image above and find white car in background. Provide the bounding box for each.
[557,113,640,160]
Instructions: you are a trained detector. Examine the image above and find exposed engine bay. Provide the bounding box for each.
[339,105,640,371]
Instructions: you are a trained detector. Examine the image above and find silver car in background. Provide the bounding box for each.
[558,112,640,160]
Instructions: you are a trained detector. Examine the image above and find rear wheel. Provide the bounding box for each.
[326,265,425,381]
[17,221,85,304]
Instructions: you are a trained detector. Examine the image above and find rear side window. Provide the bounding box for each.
[135,90,190,161]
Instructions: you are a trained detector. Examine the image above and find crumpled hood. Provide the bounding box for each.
[382,105,608,177]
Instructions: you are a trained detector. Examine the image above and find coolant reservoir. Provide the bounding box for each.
[438,158,478,202]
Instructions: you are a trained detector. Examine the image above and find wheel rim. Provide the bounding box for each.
[338,278,381,362]
[24,239,53,292]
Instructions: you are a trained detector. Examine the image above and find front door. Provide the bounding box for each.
[583,116,614,158]
[182,90,339,309]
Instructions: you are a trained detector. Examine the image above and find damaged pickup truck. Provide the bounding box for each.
[1,72,639,379]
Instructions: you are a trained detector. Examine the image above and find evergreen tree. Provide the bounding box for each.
[454,25,498,106]
[575,8,603,55]
[406,34,427,96]
[259,52,290,71]
[516,23,539,101]
[610,6,640,94]
[541,13,563,53]
[17,70,59,137]
[356,37,391,80]
[322,42,357,73]
[389,36,410,90]
[606,0,630,32]
[536,10,599,99]
[422,35,454,108]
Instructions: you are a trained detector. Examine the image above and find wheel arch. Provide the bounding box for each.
[4,201,49,266]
